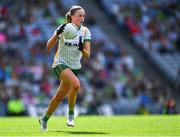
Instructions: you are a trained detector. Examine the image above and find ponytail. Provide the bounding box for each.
[66,12,71,23]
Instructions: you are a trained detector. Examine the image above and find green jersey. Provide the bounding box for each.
[52,24,91,70]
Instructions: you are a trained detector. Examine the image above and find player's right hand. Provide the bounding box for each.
[56,23,67,36]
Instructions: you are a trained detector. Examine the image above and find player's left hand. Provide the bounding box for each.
[78,36,84,51]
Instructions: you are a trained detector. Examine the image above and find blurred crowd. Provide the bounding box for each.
[101,0,179,53]
[0,0,177,116]
[100,0,180,87]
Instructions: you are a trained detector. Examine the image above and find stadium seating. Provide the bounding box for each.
[100,0,180,86]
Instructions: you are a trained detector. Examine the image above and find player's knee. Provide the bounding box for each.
[71,81,80,91]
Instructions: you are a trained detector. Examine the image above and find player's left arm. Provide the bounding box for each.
[81,28,91,59]
[82,40,90,58]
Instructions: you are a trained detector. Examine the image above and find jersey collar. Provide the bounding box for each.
[71,23,81,31]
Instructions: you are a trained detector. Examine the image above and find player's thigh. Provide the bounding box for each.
[60,68,80,86]
[55,81,71,97]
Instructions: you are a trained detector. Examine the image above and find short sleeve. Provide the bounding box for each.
[84,28,91,41]
[54,26,59,35]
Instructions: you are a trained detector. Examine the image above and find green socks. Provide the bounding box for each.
[43,112,52,122]
[68,105,74,115]
[42,105,74,122]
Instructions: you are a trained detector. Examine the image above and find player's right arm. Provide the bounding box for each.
[47,23,67,50]
[47,34,59,50]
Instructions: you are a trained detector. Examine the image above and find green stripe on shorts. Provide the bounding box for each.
[52,64,81,79]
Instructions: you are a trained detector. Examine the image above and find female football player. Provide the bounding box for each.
[39,5,91,131]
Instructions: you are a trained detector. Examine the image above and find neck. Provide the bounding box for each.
[71,23,81,30]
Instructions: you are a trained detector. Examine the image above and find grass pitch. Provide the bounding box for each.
[0,115,179,137]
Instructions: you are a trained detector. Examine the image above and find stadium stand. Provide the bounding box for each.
[99,0,180,89]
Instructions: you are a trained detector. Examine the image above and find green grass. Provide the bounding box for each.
[0,115,180,137]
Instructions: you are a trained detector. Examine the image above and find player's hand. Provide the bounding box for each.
[78,36,84,51]
[56,23,67,36]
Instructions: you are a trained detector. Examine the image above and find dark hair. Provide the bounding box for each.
[66,6,84,23]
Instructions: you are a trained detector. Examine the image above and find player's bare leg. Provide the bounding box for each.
[39,81,70,131]
[60,68,80,127]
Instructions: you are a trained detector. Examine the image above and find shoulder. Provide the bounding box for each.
[80,26,91,38]
[80,25,90,32]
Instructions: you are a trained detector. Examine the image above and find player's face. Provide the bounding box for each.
[71,9,85,27]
